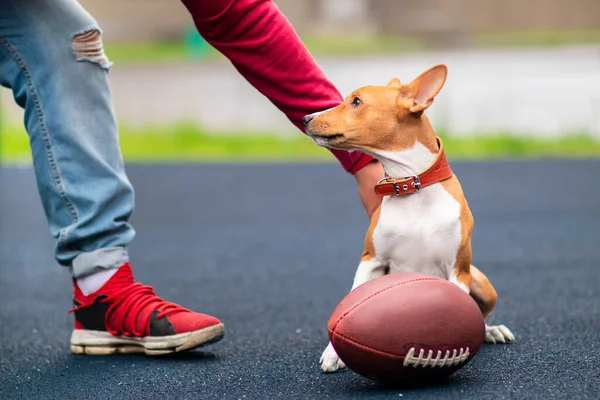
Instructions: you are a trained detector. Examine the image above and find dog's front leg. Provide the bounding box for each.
[320,257,387,372]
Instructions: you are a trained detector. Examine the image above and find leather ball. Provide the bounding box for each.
[328,272,485,384]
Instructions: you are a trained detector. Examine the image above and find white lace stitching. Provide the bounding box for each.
[403,347,470,368]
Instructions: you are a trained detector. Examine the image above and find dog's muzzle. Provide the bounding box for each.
[303,114,314,127]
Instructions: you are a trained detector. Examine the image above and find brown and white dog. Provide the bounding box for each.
[303,64,515,372]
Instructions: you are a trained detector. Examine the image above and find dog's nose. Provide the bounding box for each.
[303,114,314,126]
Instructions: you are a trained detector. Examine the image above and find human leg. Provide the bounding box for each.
[0,0,224,353]
[0,0,133,277]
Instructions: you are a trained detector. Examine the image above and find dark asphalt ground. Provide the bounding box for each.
[1,160,599,399]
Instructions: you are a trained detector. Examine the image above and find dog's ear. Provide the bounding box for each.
[400,64,447,113]
[387,77,402,88]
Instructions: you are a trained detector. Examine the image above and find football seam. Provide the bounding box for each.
[331,277,440,333]
[331,330,406,359]
[331,330,470,367]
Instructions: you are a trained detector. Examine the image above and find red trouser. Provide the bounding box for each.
[180,0,374,174]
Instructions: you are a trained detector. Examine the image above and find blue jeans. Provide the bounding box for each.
[0,0,134,278]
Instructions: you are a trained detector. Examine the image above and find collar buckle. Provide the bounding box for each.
[411,176,422,192]
[391,176,420,195]
[373,136,453,197]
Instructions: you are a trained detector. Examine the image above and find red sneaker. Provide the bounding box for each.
[69,263,224,355]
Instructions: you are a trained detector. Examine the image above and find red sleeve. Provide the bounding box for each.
[180,0,374,174]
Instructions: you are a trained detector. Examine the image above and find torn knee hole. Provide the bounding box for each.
[72,29,112,69]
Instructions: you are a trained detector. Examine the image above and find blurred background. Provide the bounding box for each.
[1,0,600,163]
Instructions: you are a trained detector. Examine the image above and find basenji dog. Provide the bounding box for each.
[303,64,515,372]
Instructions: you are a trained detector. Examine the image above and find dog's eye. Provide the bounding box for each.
[350,97,362,107]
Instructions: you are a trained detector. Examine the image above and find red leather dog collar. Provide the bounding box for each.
[374,137,453,197]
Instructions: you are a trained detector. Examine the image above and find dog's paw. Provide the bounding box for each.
[320,342,346,372]
[485,324,515,344]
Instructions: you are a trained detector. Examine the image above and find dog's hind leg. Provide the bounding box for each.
[470,264,515,344]
[320,257,387,372]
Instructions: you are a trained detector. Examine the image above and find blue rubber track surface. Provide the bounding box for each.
[1,160,599,399]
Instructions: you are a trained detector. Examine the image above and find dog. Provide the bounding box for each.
[303,64,515,372]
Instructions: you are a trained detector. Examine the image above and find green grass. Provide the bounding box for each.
[0,123,332,164]
[1,122,599,165]
[102,36,423,65]
[440,133,600,159]
[474,29,600,48]
[105,41,207,64]
[103,29,600,65]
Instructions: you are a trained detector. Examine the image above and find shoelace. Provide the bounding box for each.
[71,283,192,337]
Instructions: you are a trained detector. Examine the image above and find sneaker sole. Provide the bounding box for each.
[70,323,225,356]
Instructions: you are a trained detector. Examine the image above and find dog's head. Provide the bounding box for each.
[304,64,447,155]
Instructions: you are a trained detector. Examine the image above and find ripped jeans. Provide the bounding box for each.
[0,0,133,278]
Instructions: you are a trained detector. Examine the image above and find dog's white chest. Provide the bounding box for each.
[372,184,462,279]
